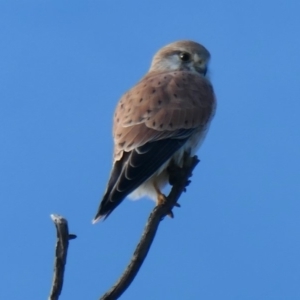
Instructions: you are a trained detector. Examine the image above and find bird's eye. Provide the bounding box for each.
[179,52,191,62]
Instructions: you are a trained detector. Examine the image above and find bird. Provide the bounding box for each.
[93,40,216,223]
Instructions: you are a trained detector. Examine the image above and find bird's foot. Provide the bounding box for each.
[156,193,174,218]
[156,192,167,206]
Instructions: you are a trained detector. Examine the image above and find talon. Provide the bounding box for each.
[185,180,191,187]
[167,210,174,218]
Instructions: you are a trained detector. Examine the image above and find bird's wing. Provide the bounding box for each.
[93,71,215,221]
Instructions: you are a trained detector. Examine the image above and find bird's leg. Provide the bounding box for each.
[153,182,174,218]
[153,182,167,206]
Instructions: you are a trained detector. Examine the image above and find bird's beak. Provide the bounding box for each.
[194,64,207,76]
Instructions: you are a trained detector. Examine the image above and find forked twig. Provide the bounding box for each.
[49,214,76,300]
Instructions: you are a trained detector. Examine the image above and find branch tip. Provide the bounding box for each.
[48,214,75,300]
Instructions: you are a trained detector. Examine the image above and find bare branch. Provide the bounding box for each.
[49,214,77,300]
[100,155,199,300]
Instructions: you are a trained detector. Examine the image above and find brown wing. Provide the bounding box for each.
[93,71,215,221]
[113,70,215,160]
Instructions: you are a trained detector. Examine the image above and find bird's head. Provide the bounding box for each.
[149,40,210,76]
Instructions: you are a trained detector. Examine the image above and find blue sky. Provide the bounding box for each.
[1,1,300,299]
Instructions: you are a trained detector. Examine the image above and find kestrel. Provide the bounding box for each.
[93,40,216,222]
